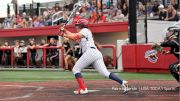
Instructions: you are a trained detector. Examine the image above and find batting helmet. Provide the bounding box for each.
[165,26,180,40]
[75,19,89,28]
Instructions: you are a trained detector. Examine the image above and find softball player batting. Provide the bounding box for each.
[60,19,128,95]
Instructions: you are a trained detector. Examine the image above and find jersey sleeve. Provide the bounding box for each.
[160,40,177,47]
[79,28,90,37]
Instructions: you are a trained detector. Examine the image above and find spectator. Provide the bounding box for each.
[80,7,88,18]
[17,40,27,66]
[43,8,53,26]
[61,12,68,23]
[89,10,98,24]
[11,15,17,28]
[72,12,81,24]
[3,14,12,29]
[12,20,17,29]
[33,16,44,27]
[111,9,125,22]
[165,5,179,21]
[15,15,23,28]
[38,39,48,63]
[73,43,81,63]
[117,0,123,9]
[39,39,48,46]
[19,18,28,28]
[102,4,109,13]
[108,11,117,22]
[1,41,11,65]
[122,3,128,17]
[97,11,107,23]
[86,4,94,12]
[63,38,74,70]
[171,0,179,10]
[28,38,37,66]
[147,2,152,16]
[108,5,116,19]
[152,0,159,16]
[47,37,58,66]
[14,40,20,55]
[67,1,74,11]
[28,17,33,28]
[92,0,101,8]
[14,40,20,65]
[159,4,168,20]
[81,0,91,7]
[137,2,145,16]
[22,12,29,21]
[54,3,61,12]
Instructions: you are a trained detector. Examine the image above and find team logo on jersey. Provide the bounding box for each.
[145,50,158,63]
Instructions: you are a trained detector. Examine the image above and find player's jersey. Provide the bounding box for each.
[79,28,96,53]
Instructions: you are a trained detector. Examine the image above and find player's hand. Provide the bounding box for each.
[58,27,66,36]
[60,27,65,32]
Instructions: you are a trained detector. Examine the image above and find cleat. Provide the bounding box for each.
[74,88,88,95]
[122,80,129,94]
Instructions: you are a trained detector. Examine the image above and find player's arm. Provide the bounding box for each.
[62,29,85,41]
[160,41,177,47]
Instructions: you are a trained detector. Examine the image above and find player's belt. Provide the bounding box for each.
[90,47,96,49]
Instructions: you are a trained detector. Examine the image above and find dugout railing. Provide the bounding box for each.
[27,46,65,68]
[0,45,116,69]
[0,46,64,68]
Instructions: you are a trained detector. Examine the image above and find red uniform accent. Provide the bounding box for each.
[76,78,86,90]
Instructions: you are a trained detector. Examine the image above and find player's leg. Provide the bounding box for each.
[93,56,128,93]
[72,49,99,94]
[169,61,180,82]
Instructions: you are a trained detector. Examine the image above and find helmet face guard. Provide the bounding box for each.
[165,27,180,40]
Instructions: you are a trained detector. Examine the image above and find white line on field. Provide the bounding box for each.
[0,85,44,101]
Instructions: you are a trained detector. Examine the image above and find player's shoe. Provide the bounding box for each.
[122,80,129,94]
[74,88,88,95]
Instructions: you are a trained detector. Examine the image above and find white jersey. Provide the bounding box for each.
[79,28,96,53]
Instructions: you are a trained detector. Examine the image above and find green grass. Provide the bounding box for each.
[0,70,174,82]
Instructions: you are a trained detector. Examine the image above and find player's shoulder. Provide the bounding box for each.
[81,28,91,32]
[80,28,92,36]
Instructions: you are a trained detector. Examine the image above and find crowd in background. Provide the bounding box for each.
[0,0,179,29]
[0,0,130,29]
[137,0,179,21]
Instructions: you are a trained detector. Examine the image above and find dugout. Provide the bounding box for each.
[0,22,128,68]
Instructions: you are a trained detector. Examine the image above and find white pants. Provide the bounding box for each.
[72,48,111,77]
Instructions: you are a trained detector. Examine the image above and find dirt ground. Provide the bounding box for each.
[0,80,179,101]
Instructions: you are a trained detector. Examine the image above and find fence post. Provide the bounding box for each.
[61,47,64,69]
[43,47,46,68]
[11,48,14,68]
[27,49,30,68]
